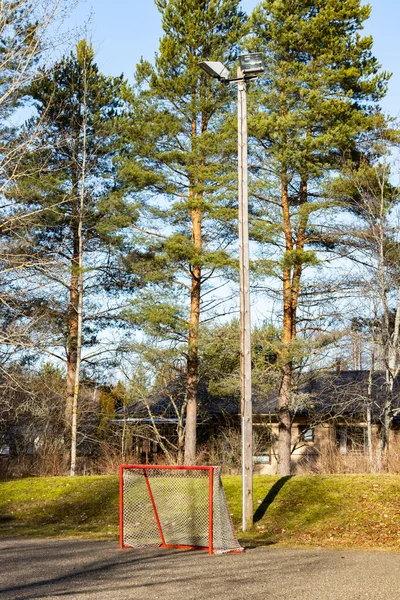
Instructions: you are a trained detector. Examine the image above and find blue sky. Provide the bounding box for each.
[70,0,400,117]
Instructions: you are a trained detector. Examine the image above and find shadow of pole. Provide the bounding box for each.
[253,476,293,523]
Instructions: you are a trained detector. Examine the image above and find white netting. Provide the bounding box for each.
[121,466,242,554]
[211,467,242,553]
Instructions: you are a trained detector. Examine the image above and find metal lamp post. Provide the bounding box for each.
[199,53,264,531]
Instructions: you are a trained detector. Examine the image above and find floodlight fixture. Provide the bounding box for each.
[239,53,264,77]
[199,61,230,81]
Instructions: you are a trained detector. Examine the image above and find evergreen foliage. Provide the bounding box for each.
[247,0,390,474]
[2,40,134,425]
[120,0,246,463]
[199,319,280,398]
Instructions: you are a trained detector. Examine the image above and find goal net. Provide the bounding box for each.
[120,465,243,555]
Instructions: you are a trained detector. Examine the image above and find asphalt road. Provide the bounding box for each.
[1,537,400,600]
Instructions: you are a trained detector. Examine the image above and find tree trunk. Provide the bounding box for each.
[184,102,203,466]
[177,422,185,465]
[121,408,128,461]
[184,215,201,464]
[278,362,292,474]
[277,179,308,475]
[65,222,79,428]
[278,181,294,475]
[278,271,293,475]
[69,230,83,476]
[377,371,392,472]
[367,353,374,471]
[366,403,373,470]
[69,49,89,475]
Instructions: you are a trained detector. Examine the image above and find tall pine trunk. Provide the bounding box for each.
[184,205,202,465]
[278,181,293,474]
[279,281,293,474]
[69,45,89,475]
[65,218,79,428]
[65,143,82,429]
[377,372,393,471]
[69,213,83,476]
[184,108,203,465]
[278,179,307,475]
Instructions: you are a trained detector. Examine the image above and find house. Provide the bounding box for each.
[114,370,400,473]
[252,370,400,474]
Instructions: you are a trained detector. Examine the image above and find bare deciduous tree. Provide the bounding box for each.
[332,133,400,469]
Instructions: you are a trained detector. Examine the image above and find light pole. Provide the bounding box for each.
[199,53,264,531]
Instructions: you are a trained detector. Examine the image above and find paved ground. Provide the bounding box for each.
[1,538,400,600]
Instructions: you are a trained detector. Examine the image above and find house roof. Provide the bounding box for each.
[115,380,239,422]
[304,370,400,420]
[115,370,400,422]
[255,370,400,420]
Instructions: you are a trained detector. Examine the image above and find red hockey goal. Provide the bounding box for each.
[120,465,243,555]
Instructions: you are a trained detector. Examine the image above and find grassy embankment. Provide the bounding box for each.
[1,474,400,550]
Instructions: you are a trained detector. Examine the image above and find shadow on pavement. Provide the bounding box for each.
[0,543,200,599]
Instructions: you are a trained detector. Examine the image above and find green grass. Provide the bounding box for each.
[1,474,400,550]
[0,476,119,538]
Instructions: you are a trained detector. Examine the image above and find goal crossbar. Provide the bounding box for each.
[120,464,243,555]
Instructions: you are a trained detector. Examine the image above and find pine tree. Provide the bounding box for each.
[199,319,280,399]
[120,0,246,464]
[4,40,133,441]
[248,0,389,474]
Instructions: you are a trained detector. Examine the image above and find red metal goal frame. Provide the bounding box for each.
[120,464,240,555]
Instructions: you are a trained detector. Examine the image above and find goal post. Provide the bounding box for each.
[120,465,243,555]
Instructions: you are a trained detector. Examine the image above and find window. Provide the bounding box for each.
[347,427,368,455]
[0,444,9,456]
[336,426,368,455]
[336,427,347,455]
[253,454,271,464]
[298,425,314,442]
[253,426,271,464]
